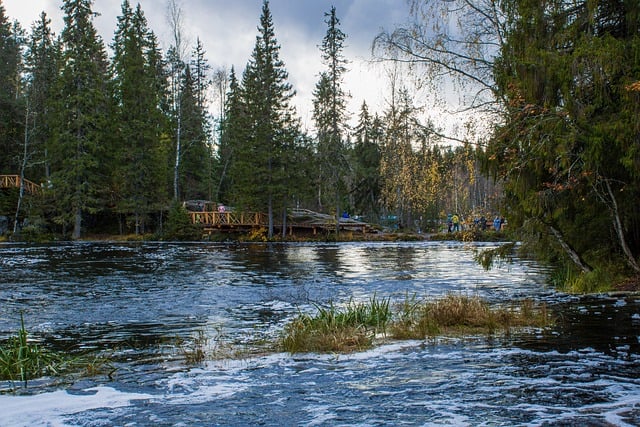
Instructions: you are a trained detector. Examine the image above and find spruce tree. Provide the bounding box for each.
[312,6,349,229]
[488,0,640,275]
[190,37,210,113]
[230,0,299,238]
[49,0,112,238]
[24,12,59,183]
[0,4,23,174]
[216,67,244,205]
[184,38,214,201]
[351,101,382,221]
[111,1,167,234]
[178,64,210,201]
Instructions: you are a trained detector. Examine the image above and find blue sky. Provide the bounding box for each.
[4,0,413,129]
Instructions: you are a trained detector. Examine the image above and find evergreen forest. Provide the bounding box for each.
[1,0,639,289]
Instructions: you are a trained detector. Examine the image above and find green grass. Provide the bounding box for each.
[280,294,553,353]
[549,264,628,294]
[280,295,392,353]
[0,313,112,389]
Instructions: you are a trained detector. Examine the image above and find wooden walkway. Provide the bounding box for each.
[0,175,42,195]
[188,208,373,234]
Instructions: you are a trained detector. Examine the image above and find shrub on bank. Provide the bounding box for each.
[163,202,201,241]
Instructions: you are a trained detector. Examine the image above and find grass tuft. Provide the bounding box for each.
[553,267,620,294]
[174,330,209,364]
[280,295,392,353]
[389,294,552,339]
[281,294,553,353]
[0,313,112,389]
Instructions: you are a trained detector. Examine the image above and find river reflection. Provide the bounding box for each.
[0,241,638,426]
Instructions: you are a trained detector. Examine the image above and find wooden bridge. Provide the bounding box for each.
[0,175,42,195]
[189,211,267,230]
[188,208,374,235]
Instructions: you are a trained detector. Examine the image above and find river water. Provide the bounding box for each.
[0,241,638,426]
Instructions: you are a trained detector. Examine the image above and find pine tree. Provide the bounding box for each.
[49,0,112,239]
[230,0,299,238]
[312,6,349,229]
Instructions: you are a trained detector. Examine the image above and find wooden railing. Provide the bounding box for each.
[188,209,373,235]
[189,211,267,228]
[0,175,42,195]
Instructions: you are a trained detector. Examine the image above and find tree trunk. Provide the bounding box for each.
[604,179,640,273]
[14,103,29,234]
[267,192,274,239]
[548,224,592,273]
[72,207,82,240]
[173,104,182,201]
[335,186,340,235]
[215,156,230,202]
[281,204,287,239]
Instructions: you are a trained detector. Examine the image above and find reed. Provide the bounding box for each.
[0,313,65,386]
[0,313,112,388]
[174,330,209,364]
[171,326,250,362]
[554,267,619,294]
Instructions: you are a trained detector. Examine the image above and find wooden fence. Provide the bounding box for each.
[0,175,42,195]
[189,211,267,228]
[188,208,373,235]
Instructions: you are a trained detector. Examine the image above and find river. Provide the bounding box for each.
[0,241,638,426]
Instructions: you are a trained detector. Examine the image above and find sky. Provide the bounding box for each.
[2,0,427,132]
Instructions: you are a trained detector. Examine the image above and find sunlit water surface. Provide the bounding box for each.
[0,241,638,426]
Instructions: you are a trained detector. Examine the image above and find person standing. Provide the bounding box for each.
[493,216,501,232]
